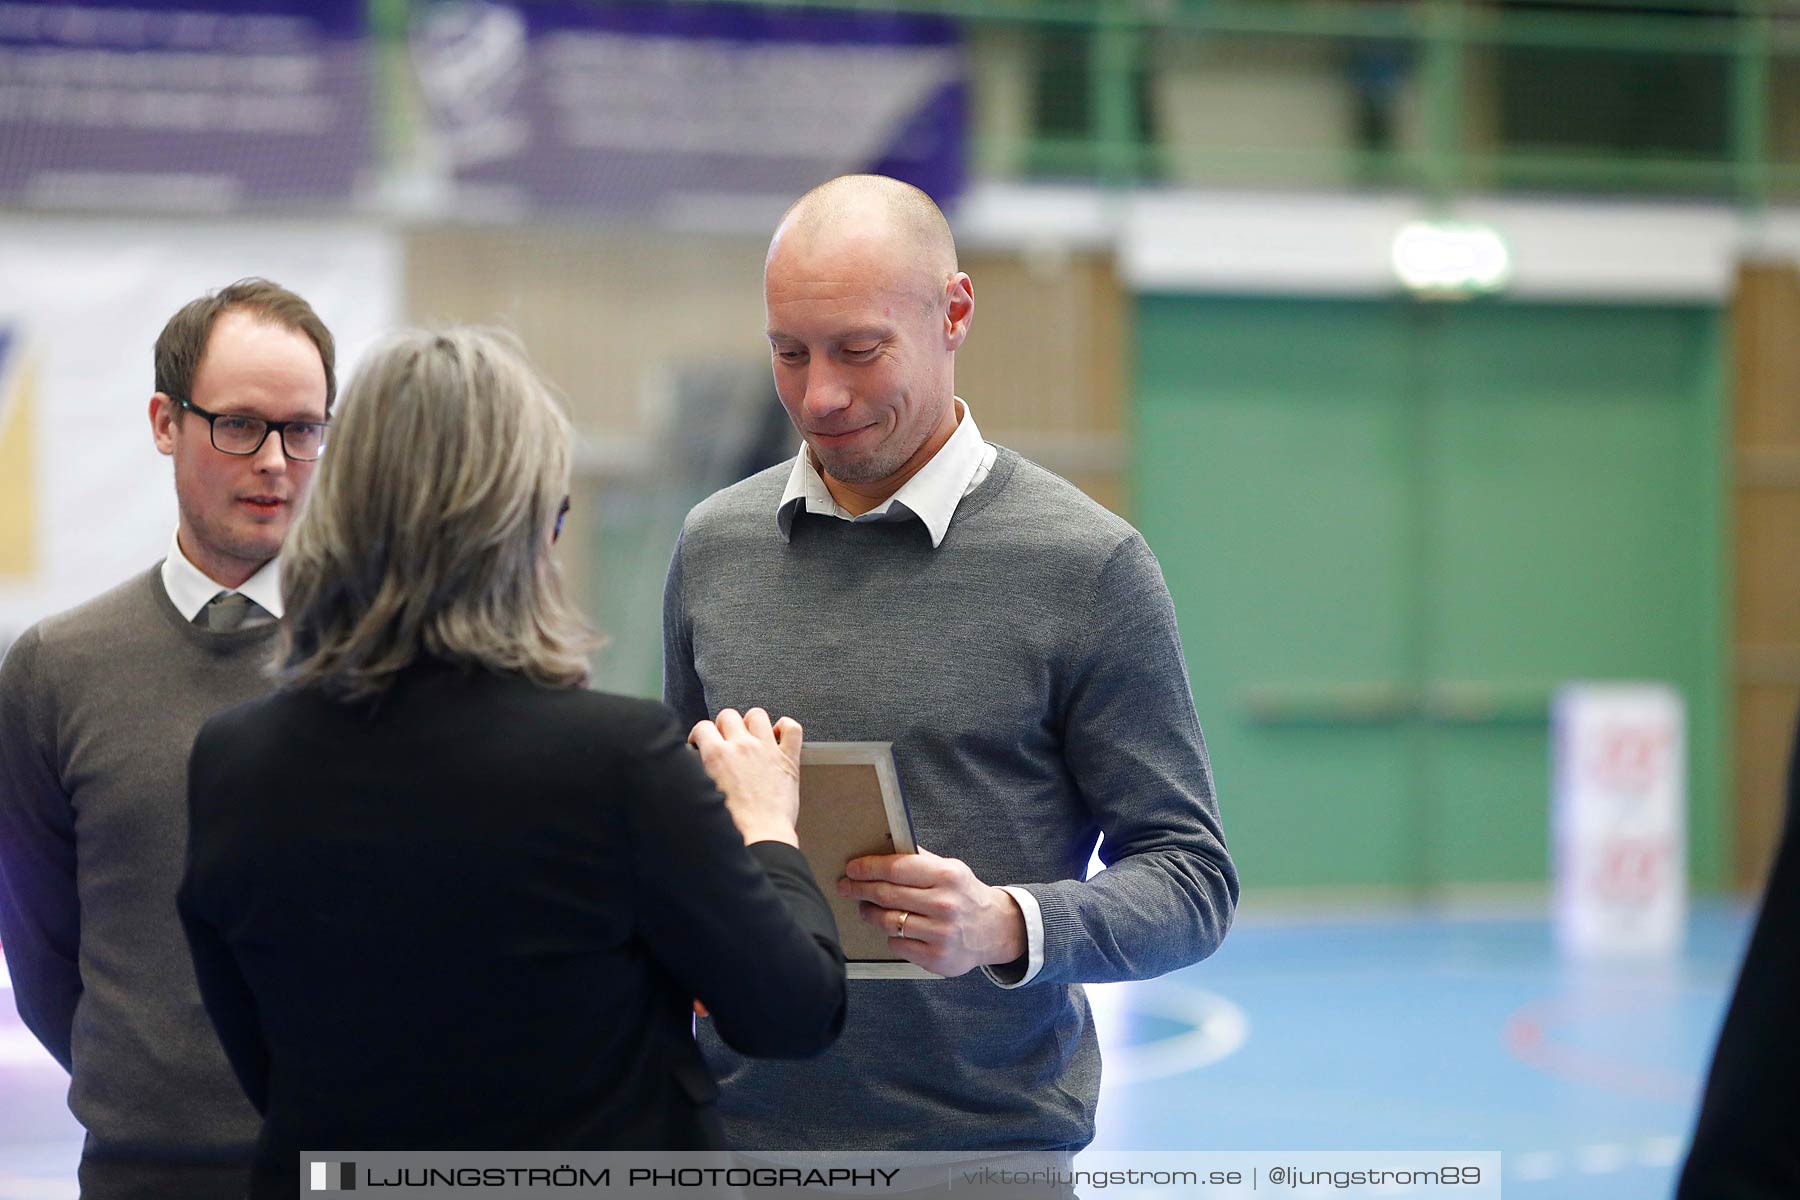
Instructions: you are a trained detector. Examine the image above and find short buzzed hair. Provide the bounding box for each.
[155,277,336,412]
[773,174,958,283]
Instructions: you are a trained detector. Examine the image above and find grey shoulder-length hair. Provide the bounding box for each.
[277,327,597,700]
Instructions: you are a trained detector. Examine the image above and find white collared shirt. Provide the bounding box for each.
[776,397,999,549]
[160,530,285,623]
[770,399,1043,988]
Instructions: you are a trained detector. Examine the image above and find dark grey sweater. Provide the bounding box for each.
[0,567,271,1198]
[663,446,1237,1151]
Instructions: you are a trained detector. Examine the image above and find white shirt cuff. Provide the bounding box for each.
[981,885,1044,989]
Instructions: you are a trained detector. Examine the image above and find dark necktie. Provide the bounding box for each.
[201,591,257,632]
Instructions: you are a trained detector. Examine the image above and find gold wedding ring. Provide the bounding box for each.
[896,911,910,939]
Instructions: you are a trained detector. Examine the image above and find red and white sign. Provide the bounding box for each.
[1552,684,1687,958]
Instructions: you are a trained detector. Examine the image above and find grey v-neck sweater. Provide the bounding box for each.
[0,567,274,1197]
[664,446,1237,1150]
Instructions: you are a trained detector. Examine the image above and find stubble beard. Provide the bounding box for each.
[178,493,284,576]
[810,427,927,488]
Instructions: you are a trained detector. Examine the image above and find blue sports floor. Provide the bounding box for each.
[0,903,1754,1200]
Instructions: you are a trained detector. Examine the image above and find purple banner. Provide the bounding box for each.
[409,1,966,220]
[0,0,369,210]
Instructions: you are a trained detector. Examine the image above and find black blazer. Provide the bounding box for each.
[178,660,844,1196]
[1678,710,1800,1198]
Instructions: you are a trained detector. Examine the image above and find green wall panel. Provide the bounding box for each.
[1135,295,1725,893]
[1424,304,1726,888]
[1135,298,1419,890]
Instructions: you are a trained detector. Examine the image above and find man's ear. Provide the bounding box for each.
[944,273,974,352]
[150,393,178,457]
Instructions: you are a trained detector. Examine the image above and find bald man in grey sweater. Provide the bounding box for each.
[663,175,1237,1151]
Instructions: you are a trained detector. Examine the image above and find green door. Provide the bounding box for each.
[1135,296,1725,893]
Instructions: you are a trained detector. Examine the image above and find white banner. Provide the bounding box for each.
[0,216,400,645]
[1552,683,1687,959]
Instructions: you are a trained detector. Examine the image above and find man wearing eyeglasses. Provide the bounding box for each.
[0,278,333,1199]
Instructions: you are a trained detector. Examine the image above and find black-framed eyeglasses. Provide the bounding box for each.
[175,396,329,461]
[554,495,571,542]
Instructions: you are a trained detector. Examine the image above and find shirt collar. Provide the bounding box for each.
[160,530,285,622]
[776,398,987,549]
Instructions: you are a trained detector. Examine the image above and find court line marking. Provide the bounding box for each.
[1507,1136,1687,1184]
[0,1028,56,1067]
[1091,982,1250,1084]
[1501,993,1698,1104]
[0,1171,78,1200]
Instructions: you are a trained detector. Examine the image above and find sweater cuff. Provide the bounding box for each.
[981,885,1044,989]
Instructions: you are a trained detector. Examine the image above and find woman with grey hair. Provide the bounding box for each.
[177,329,844,1197]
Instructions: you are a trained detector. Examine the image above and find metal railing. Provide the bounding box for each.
[612,0,1800,205]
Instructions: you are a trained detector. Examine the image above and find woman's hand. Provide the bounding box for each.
[687,707,804,847]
